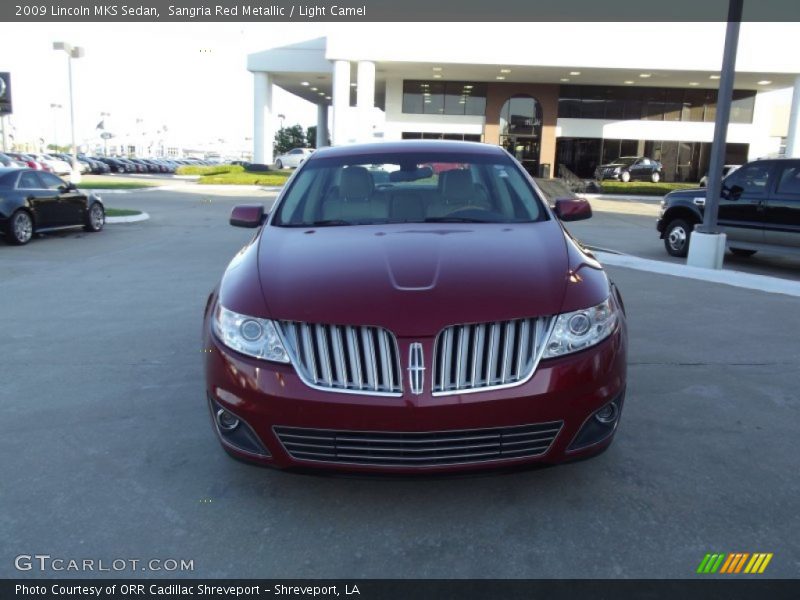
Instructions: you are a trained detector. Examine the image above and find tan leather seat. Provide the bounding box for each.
[428,169,491,218]
[321,166,388,222]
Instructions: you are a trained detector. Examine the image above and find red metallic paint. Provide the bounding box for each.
[229,204,265,228]
[204,141,628,472]
[554,198,593,222]
[203,323,627,472]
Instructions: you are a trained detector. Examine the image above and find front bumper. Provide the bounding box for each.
[203,323,627,473]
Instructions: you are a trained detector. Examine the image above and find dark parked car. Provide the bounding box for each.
[96,157,127,173]
[202,141,628,473]
[657,158,800,258]
[595,156,663,183]
[0,168,105,245]
[82,156,111,174]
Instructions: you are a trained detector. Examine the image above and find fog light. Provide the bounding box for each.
[594,402,618,424]
[216,408,240,431]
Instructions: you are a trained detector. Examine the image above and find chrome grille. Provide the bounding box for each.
[279,322,402,395]
[432,317,552,394]
[274,422,563,467]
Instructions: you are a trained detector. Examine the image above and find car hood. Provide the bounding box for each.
[255,222,574,337]
[665,187,707,200]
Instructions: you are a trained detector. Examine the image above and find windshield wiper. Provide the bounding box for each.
[303,219,353,227]
[423,216,489,223]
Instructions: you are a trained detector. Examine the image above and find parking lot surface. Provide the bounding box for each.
[2,187,798,578]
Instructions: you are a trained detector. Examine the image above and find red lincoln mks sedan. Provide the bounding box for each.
[203,141,627,473]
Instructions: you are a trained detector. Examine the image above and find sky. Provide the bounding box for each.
[0,22,353,151]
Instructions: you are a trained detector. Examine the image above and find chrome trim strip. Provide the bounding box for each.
[272,421,563,468]
[408,342,424,395]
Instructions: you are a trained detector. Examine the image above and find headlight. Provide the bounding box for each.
[212,304,289,363]
[543,296,619,358]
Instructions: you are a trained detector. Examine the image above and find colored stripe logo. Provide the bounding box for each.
[696,553,773,574]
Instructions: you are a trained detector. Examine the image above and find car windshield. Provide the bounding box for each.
[612,157,638,166]
[272,151,547,226]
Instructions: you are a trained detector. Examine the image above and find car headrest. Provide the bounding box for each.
[340,166,373,201]
[441,169,474,198]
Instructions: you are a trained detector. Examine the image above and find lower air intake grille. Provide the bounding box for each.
[273,422,563,467]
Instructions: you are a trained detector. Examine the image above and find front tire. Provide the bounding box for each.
[620,171,631,183]
[83,203,105,232]
[664,218,693,257]
[4,210,34,245]
[651,171,661,183]
[730,247,757,257]
[275,159,283,170]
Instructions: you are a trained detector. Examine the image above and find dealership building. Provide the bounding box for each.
[247,23,800,181]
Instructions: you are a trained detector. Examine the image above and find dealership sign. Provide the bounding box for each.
[0,72,11,115]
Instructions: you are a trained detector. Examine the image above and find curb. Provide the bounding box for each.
[106,212,150,224]
[90,186,167,195]
[594,251,800,298]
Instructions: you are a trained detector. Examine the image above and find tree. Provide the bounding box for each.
[306,125,330,149]
[273,124,306,155]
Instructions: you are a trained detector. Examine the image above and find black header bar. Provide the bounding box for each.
[4,579,800,600]
[3,0,800,22]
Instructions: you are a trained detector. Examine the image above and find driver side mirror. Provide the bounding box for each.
[230,204,266,228]
[59,183,77,193]
[554,198,592,222]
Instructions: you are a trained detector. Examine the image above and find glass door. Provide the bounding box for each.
[502,135,540,176]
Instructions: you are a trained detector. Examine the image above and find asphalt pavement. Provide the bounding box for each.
[1,186,798,579]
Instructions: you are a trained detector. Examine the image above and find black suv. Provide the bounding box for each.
[595,156,663,183]
[657,158,800,258]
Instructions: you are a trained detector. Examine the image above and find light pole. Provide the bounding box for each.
[53,41,85,183]
[49,103,62,151]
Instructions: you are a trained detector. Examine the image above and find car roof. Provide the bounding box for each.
[0,167,22,176]
[310,140,507,159]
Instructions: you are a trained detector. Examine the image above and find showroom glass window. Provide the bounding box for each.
[557,85,755,124]
[403,80,486,116]
[500,96,542,136]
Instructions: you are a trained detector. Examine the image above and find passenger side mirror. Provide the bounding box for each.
[554,198,592,222]
[230,204,266,228]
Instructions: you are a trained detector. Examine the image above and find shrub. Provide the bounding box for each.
[175,164,245,176]
[598,181,699,196]
[197,171,290,186]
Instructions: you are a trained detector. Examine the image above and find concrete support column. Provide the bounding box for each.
[331,60,351,146]
[316,104,329,148]
[785,75,800,158]
[356,60,376,142]
[253,71,273,165]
